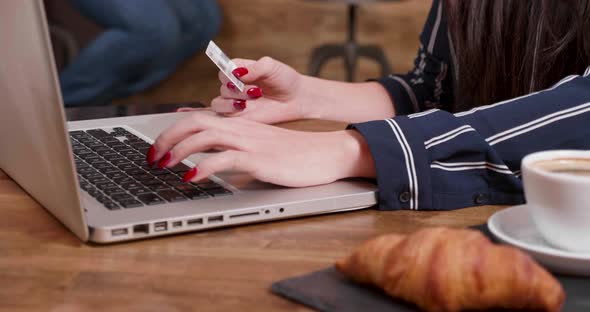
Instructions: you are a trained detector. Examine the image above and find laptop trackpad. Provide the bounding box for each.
[129,111,217,142]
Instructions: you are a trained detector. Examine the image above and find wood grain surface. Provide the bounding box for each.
[0,119,505,312]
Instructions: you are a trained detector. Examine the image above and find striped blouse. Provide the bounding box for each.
[351,0,590,210]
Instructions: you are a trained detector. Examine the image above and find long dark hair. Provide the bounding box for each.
[446,0,590,112]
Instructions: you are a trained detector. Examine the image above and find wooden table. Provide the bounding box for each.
[0,120,504,311]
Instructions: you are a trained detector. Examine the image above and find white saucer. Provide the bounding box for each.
[488,204,590,276]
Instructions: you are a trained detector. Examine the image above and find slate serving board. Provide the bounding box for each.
[271,224,590,311]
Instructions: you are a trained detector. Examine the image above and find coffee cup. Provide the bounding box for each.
[522,150,590,252]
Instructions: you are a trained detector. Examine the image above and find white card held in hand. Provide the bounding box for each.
[206,41,245,92]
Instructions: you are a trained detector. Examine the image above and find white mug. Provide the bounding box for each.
[522,150,590,252]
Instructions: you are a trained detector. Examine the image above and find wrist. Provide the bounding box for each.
[330,130,376,179]
[297,75,325,120]
[296,78,394,123]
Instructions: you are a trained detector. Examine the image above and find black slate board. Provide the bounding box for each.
[271,224,590,311]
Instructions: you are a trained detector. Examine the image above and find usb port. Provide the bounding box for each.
[207,215,223,223]
[187,218,203,226]
[111,228,128,236]
[154,222,167,232]
[172,221,182,228]
[133,224,149,234]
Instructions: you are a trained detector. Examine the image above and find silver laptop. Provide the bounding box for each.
[0,1,377,243]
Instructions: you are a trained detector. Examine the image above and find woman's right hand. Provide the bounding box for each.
[210,56,311,124]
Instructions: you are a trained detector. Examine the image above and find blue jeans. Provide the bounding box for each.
[60,0,222,107]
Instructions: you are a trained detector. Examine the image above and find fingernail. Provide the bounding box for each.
[232,67,248,78]
[147,145,156,166]
[247,87,263,99]
[182,167,198,182]
[233,99,246,110]
[227,81,236,91]
[157,152,171,169]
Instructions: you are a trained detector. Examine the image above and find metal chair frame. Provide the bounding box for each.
[309,3,392,81]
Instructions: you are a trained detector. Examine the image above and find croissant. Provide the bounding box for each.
[335,227,564,312]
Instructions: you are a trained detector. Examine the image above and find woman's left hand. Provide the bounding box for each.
[148,112,375,187]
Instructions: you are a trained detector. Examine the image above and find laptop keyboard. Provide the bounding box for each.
[69,127,232,210]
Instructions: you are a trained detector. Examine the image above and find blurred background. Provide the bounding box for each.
[46,0,429,110]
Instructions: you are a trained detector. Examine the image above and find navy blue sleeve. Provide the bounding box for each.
[352,71,590,210]
[376,0,455,116]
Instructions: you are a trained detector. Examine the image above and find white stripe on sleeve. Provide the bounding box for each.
[408,109,440,119]
[388,75,420,113]
[455,75,579,117]
[487,102,590,146]
[430,161,515,175]
[385,119,419,210]
[424,125,475,149]
[427,1,443,54]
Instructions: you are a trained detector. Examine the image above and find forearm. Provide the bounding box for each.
[299,76,395,123]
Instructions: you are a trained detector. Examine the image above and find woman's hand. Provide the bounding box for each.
[203,56,395,124]
[148,112,375,187]
[210,56,311,124]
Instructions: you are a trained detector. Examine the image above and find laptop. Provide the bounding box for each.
[0,1,377,243]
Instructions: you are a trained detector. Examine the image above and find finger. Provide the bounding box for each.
[211,96,242,113]
[219,83,263,100]
[176,107,214,113]
[182,150,252,183]
[218,70,231,85]
[231,58,257,68]
[165,129,246,168]
[151,112,225,164]
[176,107,199,112]
[231,56,280,85]
[218,67,264,100]
[211,96,263,114]
[217,58,256,84]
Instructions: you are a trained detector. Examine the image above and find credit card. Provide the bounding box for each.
[205,41,245,92]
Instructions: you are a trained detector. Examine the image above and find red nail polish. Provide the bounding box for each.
[182,167,198,182]
[227,81,236,91]
[157,152,171,168]
[147,145,156,166]
[247,87,263,99]
[233,99,246,110]
[232,67,248,78]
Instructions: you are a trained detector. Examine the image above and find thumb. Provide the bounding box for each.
[233,56,281,85]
